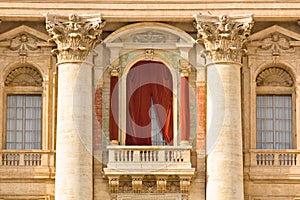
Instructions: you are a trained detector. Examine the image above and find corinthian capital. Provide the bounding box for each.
[46,13,106,63]
[194,14,253,63]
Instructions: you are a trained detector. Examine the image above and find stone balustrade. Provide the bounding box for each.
[104,145,195,196]
[249,149,300,167]
[105,145,194,173]
[0,150,55,179]
[245,149,300,181]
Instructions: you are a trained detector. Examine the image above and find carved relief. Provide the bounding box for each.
[5,66,43,86]
[144,49,154,60]
[9,34,39,56]
[156,177,167,193]
[179,178,191,193]
[194,14,253,63]
[179,59,192,77]
[132,177,143,193]
[109,177,119,193]
[133,31,166,43]
[256,67,293,87]
[46,13,106,63]
[259,33,291,56]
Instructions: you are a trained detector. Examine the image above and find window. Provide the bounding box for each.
[4,65,43,150]
[6,95,42,149]
[125,61,173,146]
[256,95,292,149]
[256,67,294,149]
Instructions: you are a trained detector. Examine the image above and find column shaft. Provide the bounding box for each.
[55,62,93,199]
[206,62,243,200]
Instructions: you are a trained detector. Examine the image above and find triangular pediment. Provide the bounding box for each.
[0,25,51,43]
[250,25,300,41]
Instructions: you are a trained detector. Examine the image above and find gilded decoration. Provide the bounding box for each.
[45,13,106,63]
[256,67,293,87]
[194,14,253,63]
[5,66,43,86]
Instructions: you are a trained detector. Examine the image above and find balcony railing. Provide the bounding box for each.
[248,149,300,167]
[104,145,195,175]
[0,150,55,179]
[245,149,300,180]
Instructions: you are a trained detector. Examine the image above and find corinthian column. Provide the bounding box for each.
[46,13,105,200]
[194,14,253,200]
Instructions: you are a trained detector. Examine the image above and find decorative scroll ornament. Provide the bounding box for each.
[5,66,43,86]
[179,59,192,77]
[256,67,293,87]
[46,13,106,63]
[10,34,39,56]
[194,14,253,63]
[108,64,120,77]
[144,49,154,60]
[260,33,290,56]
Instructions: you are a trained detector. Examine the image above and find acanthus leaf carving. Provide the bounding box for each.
[46,13,106,63]
[194,14,253,63]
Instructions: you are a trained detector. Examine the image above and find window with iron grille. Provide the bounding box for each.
[6,95,42,149]
[256,95,292,149]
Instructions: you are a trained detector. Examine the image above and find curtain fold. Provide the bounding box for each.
[126,61,173,145]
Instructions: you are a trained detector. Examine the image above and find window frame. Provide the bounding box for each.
[255,83,296,149]
[119,58,179,146]
[2,86,44,150]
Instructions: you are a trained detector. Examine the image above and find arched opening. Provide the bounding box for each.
[125,60,173,145]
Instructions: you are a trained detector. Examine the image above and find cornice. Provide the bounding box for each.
[0,2,299,22]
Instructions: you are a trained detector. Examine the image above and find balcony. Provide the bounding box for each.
[103,145,195,194]
[245,149,300,180]
[0,150,55,179]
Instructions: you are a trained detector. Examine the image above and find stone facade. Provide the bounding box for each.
[0,1,300,200]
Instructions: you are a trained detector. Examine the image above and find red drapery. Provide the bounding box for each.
[109,76,119,141]
[126,61,173,145]
[180,76,190,141]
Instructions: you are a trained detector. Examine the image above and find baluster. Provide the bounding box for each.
[130,151,133,162]
[271,154,274,166]
[279,154,282,166]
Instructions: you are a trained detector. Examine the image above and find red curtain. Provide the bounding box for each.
[126,61,173,145]
[109,76,119,141]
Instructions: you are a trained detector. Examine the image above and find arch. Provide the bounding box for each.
[256,67,293,87]
[116,53,180,145]
[125,60,174,146]
[104,22,195,45]
[255,62,296,84]
[5,64,43,87]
